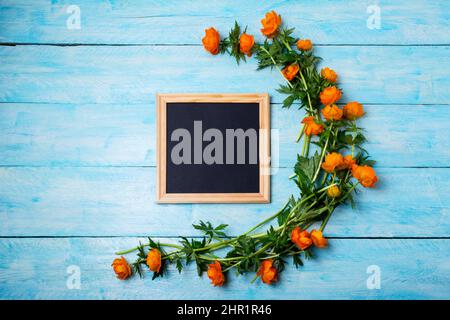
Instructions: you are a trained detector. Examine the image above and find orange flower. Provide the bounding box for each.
[281,64,300,81]
[297,39,312,51]
[321,152,344,173]
[111,256,132,280]
[239,33,255,57]
[320,86,342,105]
[311,230,328,248]
[322,104,343,121]
[352,165,378,188]
[146,248,162,273]
[257,260,278,285]
[202,27,220,55]
[291,226,312,250]
[321,67,337,83]
[207,261,225,287]
[343,101,364,120]
[342,155,357,170]
[327,185,341,198]
[302,116,324,136]
[260,11,282,38]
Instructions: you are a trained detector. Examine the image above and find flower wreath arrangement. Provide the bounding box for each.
[112,11,378,286]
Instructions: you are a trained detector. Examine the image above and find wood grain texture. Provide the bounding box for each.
[0,45,448,105]
[0,0,448,45]
[1,167,449,237]
[1,0,449,300]
[1,103,449,167]
[0,237,449,299]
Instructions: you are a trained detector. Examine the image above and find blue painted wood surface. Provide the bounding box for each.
[0,0,449,299]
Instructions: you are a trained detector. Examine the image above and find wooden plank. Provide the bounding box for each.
[0,167,449,237]
[0,237,449,299]
[0,0,448,45]
[1,103,449,167]
[0,45,448,105]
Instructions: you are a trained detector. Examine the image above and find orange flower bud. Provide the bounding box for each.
[322,104,343,121]
[302,116,324,136]
[297,39,313,51]
[146,248,162,273]
[321,67,337,83]
[327,185,341,198]
[207,261,225,287]
[311,230,328,248]
[202,27,220,55]
[111,256,132,280]
[321,152,344,173]
[343,101,364,120]
[239,33,255,57]
[320,86,342,105]
[291,226,312,250]
[257,260,278,285]
[281,64,300,81]
[352,165,378,188]
[260,11,282,38]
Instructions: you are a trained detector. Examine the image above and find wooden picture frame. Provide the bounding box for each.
[156,93,270,203]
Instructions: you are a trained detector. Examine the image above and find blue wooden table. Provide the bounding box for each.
[0,0,449,299]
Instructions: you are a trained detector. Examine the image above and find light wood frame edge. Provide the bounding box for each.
[156,93,270,204]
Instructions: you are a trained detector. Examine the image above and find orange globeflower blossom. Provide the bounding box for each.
[321,67,337,83]
[352,165,378,188]
[207,261,225,287]
[202,27,220,55]
[321,152,344,173]
[257,260,278,284]
[111,256,132,280]
[260,11,282,38]
[311,230,328,248]
[281,63,300,81]
[302,116,324,136]
[327,185,341,198]
[297,39,313,51]
[322,104,343,121]
[239,33,255,57]
[343,101,364,120]
[320,86,342,105]
[342,155,357,170]
[291,226,312,250]
[146,248,162,273]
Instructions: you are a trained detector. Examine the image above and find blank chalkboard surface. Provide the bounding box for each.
[156,94,270,203]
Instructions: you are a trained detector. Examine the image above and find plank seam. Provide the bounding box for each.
[1,236,449,239]
[1,43,449,47]
[0,165,449,169]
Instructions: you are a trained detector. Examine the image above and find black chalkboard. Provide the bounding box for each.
[166,102,259,193]
[156,94,270,203]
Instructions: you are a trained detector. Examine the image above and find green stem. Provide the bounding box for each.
[312,124,333,183]
[243,200,289,236]
[115,242,182,255]
[319,207,335,232]
[296,124,305,143]
[259,46,293,88]
[299,70,315,115]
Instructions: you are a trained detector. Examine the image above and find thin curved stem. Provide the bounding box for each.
[312,123,333,183]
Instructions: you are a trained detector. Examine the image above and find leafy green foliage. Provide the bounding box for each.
[193,220,229,242]
[219,21,248,64]
[294,152,321,196]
